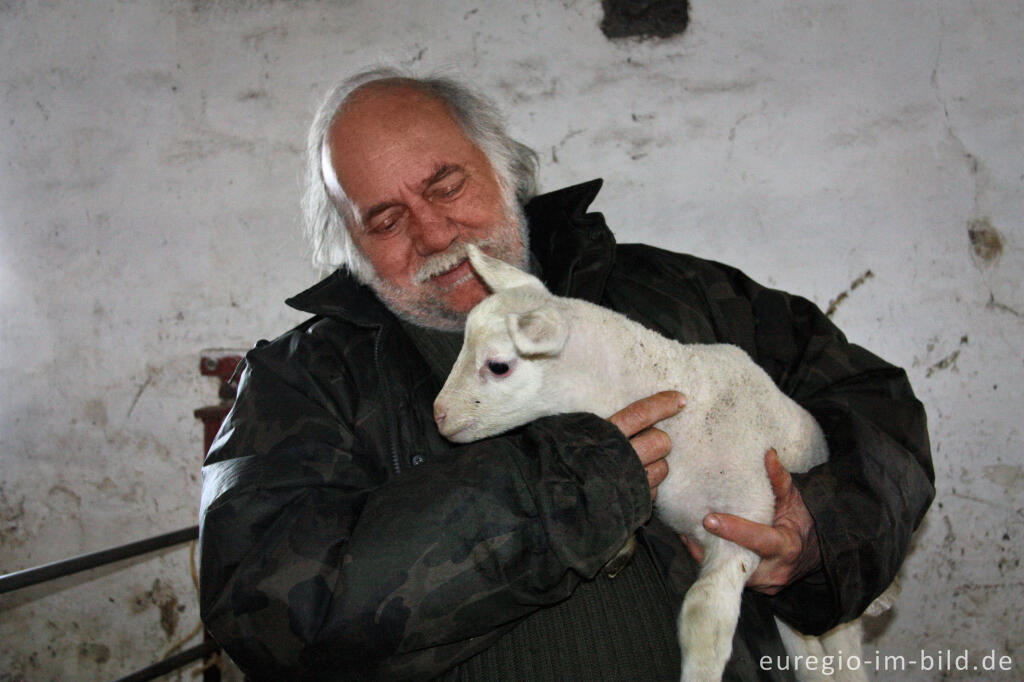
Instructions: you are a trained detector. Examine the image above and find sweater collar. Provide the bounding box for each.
[285,179,615,324]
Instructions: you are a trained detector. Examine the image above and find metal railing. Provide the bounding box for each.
[0,526,198,594]
[1,352,243,680]
[0,525,220,681]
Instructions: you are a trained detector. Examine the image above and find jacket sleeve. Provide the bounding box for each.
[198,335,651,680]
[700,258,935,634]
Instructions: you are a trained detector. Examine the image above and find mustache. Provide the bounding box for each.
[411,239,503,285]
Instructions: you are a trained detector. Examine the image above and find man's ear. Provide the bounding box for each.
[467,244,547,293]
[506,305,568,356]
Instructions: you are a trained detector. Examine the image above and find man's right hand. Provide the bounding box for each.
[607,391,685,501]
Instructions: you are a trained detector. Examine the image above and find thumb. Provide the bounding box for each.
[764,448,792,498]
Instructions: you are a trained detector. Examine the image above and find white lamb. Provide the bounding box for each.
[434,245,889,682]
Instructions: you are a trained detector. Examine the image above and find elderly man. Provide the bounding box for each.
[199,69,933,680]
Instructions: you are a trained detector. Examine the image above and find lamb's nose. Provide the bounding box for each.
[433,404,447,428]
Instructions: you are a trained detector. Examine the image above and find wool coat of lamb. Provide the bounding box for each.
[434,245,888,682]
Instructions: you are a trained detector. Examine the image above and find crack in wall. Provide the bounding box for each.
[0,485,28,547]
[125,370,155,420]
[986,294,1022,319]
[825,270,874,318]
[931,1,999,244]
[926,335,969,377]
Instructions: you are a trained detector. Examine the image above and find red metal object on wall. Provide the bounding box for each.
[194,349,245,455]
[194,349,247,681]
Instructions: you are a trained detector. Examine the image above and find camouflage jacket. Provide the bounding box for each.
[199,180,934,680]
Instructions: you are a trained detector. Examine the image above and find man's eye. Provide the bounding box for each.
[368,216,400,235]
[431,177,465,201]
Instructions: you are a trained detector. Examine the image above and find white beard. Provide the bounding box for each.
[366,202,530,331]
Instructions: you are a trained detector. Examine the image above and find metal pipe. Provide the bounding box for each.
[112,639,219,682]
[0,526,198,595]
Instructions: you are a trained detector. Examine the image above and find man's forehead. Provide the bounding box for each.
[332,85,460,144]
[324,86,482,201]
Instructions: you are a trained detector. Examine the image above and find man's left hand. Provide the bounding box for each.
[680,448,820,595]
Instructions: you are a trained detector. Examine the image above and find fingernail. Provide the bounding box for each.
[704,515,719,531]
[677,394,687,409]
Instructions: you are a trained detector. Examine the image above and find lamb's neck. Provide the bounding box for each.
[560,301,704,419]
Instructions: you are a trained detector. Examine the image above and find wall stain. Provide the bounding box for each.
[825,270,874,317]
[950,491,1019,514]
[680,79,759,96]
[926,335,969,377]
[47,484,82,508]
[968,217,1003,266]
[241,24,288,51]
[77,642,111,665]
[132,579,180,638]
[0,485,28,547]
[237,88,268,102]
[404,46,427,66]
[84,398,108,428]
[984,464,1024,489]
[185,0,322,16]
[494,73,558,104]
[941,515,955,550]
[93,476,145,503]
[123,70,180,95]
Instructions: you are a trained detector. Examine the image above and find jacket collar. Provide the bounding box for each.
[284,268,392,327]
[285,179,615,324]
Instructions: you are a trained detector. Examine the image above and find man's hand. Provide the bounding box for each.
[681,449,821,595]
[608,391,685,501]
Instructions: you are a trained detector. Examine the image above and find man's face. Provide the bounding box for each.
[323,86,527,329]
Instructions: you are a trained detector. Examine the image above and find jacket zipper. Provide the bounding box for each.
[373,325,403,476]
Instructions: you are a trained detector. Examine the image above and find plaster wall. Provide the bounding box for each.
[0,1,1020,679]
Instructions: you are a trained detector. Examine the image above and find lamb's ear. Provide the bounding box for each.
[467,243,546,293]
[507,304,568,356]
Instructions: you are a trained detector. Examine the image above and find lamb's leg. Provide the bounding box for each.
[776,616,869,682]
[772,581,899,681]
[679,537,758,682]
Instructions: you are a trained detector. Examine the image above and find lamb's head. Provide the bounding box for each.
[434,245,571,443]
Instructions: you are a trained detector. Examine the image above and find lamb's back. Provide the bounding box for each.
[640,340,827,538]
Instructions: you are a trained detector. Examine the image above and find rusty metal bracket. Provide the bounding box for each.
[194,349,245,456]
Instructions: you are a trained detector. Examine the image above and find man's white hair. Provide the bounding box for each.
[302,67,539,281]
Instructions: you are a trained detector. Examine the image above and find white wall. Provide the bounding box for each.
[1,1,1020,679]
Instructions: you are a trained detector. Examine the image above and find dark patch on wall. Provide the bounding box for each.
[601,0,689,40]
[77,642,111,665]
[968,217,1003,266]
[237,88,269,102]
[187,0,310,12]
[0,484,27,547]
[926,335,968,378]
[825,270,874,318]
[132,579,181,638]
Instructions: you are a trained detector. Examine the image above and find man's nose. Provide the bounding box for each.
[409,202,458,254]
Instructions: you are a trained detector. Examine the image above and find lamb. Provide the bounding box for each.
[433,244,889,682]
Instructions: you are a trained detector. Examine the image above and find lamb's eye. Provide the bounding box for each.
[486,360,511,377]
